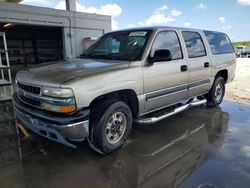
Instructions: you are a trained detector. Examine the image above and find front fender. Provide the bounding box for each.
[63,62,143,108]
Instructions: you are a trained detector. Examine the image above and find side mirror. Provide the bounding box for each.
[148,49,172,64]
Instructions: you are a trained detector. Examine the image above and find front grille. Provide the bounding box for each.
[18,94,41,107]
[17,82,40,94]
[17,82,41,108]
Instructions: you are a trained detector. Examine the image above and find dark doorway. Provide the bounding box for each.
[0,24,64,76]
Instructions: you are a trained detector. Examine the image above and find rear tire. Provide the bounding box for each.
[205,76,225,107]
[88,99,132,154]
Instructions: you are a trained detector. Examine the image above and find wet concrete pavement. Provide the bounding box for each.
[0,101,250,188]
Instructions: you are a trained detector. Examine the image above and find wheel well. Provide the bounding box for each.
[89,90,139,118]
[216,70,228,83]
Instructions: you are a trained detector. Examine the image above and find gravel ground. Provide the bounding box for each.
[225,58,250,103]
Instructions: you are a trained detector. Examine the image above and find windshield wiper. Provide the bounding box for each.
[90,54,116,60]
[80,53,131,61]
[79,53,93,58]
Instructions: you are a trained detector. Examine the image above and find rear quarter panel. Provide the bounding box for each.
[201,31,236,88]
[209,53,236,86]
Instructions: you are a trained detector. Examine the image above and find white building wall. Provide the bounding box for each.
[0,2,111,59]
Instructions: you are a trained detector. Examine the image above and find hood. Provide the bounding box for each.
[16,58,130,87]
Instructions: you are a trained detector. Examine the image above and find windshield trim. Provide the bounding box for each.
[83,29,153,62]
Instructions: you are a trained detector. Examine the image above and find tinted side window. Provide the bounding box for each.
[151,31,183,60]
[182,31,206,58]
[204,31,234,54]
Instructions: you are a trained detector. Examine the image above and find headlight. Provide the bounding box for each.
[41,103,76,113]
[41,87,74,98]
[41,87,76,113]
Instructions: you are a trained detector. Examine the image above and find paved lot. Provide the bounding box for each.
[0,102,20,168]
[0,101,250,188]
[225,58,250,103]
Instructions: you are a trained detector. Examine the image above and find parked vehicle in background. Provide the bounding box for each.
[235,46,250,58]
[13,26,236,154]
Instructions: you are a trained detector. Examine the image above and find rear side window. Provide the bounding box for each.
[151,31,183,60]
[182,31,206,58]
[204,31,234,55]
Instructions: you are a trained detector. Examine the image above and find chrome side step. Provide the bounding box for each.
[134,99,207,125]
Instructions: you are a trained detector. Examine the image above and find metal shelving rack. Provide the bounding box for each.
[0,32,13,102]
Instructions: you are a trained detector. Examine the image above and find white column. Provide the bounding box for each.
[65,0,76,11]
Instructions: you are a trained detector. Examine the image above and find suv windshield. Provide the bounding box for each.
[83,30,151,61]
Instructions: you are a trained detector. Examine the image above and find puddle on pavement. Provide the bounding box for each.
[0,101,250,188]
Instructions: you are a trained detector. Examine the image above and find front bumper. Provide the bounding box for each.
[13,94,90,148]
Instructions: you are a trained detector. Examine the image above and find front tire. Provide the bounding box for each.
[88,99,132,154]
[205,76,225,107]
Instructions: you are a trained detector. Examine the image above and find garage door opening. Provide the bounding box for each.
[0,24,64,77]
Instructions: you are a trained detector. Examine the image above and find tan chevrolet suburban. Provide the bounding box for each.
[13,27,236,154]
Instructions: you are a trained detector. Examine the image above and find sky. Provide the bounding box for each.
[20,0,250,42]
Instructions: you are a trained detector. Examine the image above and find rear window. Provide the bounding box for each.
[204,31,234,55]
[182,31,206,58]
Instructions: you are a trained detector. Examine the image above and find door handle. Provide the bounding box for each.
[180,65,188,72]
[204,62,210,68]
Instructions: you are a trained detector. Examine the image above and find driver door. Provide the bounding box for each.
[143,30,188,112]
